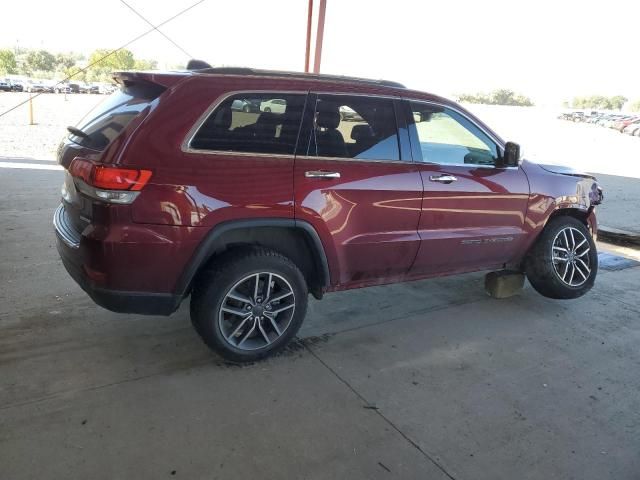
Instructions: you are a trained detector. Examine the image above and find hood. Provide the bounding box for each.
[536,162,595,180]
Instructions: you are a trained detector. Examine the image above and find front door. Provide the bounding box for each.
[294,93,423,286]
[405,101,530,275]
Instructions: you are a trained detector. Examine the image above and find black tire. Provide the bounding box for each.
[525,216,598,299]
[264,107,271,113]
[190,247,308,362]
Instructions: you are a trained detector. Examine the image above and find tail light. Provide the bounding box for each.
[69,157,152,204]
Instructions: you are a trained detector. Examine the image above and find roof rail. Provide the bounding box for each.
[190,65,406,89]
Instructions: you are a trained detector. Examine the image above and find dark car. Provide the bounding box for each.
[231,97,261,112]
[0,79,12,92]
[54,65,603,362]
[78,83,99,94]
[11,80,24,92]
[54,83,72,94]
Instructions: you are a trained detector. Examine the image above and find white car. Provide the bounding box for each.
[260,98,286,113]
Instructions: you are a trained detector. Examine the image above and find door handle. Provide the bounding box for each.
[429,174,457,184]
[305,170,341,179]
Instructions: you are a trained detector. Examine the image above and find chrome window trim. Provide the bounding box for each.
[312,91,401,100]
[295,155,407,165]
[404,98,520,170]
[181,90,309,156]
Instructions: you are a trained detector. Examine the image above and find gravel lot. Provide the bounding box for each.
[0,92,104,159]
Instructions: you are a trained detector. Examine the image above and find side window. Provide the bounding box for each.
[308,95,400,161]
[190,93,306,155]
[409,102,498,166]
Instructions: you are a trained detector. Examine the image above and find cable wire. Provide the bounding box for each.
[0,0,205,119]
[119,0,194,59]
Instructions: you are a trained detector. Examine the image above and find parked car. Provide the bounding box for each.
[613,116,640,132]
[11,80,24,92]
[622,119,640,136]
[54,83,71,94]
[54,66,604,362]
[25,80,48,93]
[0,79,11,92]
[260,98,287,113]
[339,105,364,121]
[98,83,117,95]
[231,98,261,113]
[78,83,99,94]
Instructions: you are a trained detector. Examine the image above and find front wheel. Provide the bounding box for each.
[191,248,308,362]
[525,216,598,299]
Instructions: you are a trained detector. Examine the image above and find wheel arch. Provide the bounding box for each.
[547,207,591,227]
[175,219,331,300]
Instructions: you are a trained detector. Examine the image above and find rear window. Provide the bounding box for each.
[189,93,306,155]
[69,82,164,150]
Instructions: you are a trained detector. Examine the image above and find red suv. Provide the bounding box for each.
[54,66,603,361]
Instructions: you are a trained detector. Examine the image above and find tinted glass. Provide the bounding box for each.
[70,83,164,151]
[191,93,306,155]
[308,95,399,161]
[409,103,498,166]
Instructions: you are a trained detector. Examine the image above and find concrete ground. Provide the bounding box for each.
[2,167,640,479]
[595,173,640,236]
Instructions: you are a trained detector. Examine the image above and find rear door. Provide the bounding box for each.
[404,100,530,275]
[294,93,423,286]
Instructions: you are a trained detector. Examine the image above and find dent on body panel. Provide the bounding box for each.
[522,162,602,233]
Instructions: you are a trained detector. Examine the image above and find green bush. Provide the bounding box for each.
[457,89,534,107]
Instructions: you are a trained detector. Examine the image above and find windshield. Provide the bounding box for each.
[69,82,164,150]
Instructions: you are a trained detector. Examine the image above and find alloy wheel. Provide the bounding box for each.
[551,227,592,287]
[218,272,296,351]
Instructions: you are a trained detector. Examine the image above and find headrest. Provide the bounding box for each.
[257,111,280,125]
[317,111,340,129]
[351,124,374,141]
[213,108,232,129]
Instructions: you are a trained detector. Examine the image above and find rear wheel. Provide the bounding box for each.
[525,216,598,299]
[191,248,308,362]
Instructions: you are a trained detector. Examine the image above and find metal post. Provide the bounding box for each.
[304,0,313,73]
[29,94,34,125]
[312,0,327,73]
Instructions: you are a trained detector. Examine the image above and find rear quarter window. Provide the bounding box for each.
[69,82,165,151]
[189,93,307,155]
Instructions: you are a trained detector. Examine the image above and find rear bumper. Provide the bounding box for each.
[54,204,181,316]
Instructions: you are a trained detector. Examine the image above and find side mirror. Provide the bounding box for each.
[502,141,521,167]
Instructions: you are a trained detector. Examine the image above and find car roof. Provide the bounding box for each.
[115,64,449,104]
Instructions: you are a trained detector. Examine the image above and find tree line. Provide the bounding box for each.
[568,95,630,111]
[456,89,534,107]
[0,47,163,83]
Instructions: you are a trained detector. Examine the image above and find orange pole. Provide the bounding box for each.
[304,0,313,72]
[312,0,327,73]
